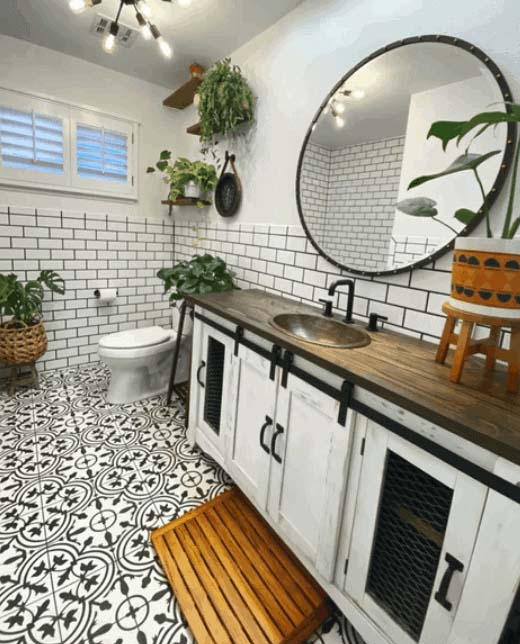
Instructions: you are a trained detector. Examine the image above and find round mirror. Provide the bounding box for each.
[296,36,514,276]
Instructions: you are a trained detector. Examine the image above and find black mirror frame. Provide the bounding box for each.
[295,34,516,278]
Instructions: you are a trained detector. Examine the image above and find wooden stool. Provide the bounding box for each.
[436,302,520,394]
[8,363,39,396]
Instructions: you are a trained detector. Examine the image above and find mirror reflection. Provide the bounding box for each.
[298,41,509,274]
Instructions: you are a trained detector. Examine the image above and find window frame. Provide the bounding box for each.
[0,87,138,201]
[71,111,135,197]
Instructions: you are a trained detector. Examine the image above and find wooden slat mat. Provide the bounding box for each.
[151,488,331,644]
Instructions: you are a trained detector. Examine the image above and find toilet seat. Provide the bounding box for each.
[99,326,171,350]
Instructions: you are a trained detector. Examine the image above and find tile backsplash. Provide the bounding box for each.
[0,206,173,374]
[174,219,453,342]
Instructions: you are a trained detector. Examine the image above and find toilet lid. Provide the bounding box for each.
[100,326,171,350]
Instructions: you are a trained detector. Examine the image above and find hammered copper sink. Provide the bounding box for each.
[270,313,371,349]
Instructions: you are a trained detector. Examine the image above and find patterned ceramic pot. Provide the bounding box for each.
[450,237,520,318]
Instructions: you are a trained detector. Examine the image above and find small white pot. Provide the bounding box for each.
[184,181,203,200]
[450,237,520,319]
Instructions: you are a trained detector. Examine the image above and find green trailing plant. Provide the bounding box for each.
[157,254,237,302]
[147,151,217,207]
[196,58,254,144]
[396,103,520,239]
[0,271,65,327]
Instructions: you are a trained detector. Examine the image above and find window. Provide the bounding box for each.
[0,88,137,199]
[0,107,64,174]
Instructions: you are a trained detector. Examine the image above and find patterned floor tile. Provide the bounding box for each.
[0,363,365,644]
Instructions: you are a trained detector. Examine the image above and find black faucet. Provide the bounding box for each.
[327,279,355,324]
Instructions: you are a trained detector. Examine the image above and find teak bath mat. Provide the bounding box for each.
[151,488,331,644]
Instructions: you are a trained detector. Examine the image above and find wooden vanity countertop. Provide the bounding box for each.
[187,289,520,465]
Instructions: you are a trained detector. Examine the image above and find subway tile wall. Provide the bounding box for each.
[174,219,454,342]
[300,138,405,271]
[0,205,174,374]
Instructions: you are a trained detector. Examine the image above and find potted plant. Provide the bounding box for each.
[397,103,520,319]
[0,271,65,367]
[147,152,218,207]
[195,58,255,144]
[157,254,237,334]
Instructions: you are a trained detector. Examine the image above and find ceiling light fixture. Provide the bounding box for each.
[68,0,187,59]
[322,87,365,128]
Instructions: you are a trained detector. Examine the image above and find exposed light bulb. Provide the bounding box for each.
[323,105,330,115]
[177,0,192,6]
[350,88,366,100]
[334,102,346,114]
[335,115,345,128]
[141,24,152,40]
[103,33,116,53]
[69,0,87,14]
[140,1,152,18]
[157,37,172,59]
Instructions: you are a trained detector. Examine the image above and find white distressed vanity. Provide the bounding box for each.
[185,290,520,644]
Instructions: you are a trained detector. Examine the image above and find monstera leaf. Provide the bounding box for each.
[396,197,438,217]
[0,270,65,325]
[408,151,502,190]
[428,103,520,150]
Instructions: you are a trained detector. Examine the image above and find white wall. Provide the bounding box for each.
[178,0,520,236]
[0,34,180,220]
[394,76,507,240]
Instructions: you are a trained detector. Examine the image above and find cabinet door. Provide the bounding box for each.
[267,374,352,581]
[190,322,234,465]
[345,419,487,644]
[447,458,520,644]
[226,344,278,511]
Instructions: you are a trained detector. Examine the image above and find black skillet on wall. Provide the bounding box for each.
[295,35,516,277]
[215,152,242,217]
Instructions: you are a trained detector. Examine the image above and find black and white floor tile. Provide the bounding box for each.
[0,364,364,644]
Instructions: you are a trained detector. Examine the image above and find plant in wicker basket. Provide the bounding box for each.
[0,271,65,365]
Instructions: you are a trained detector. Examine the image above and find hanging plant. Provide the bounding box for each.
[196,58,255,145]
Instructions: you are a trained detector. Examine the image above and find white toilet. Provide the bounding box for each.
[99,322,191,404]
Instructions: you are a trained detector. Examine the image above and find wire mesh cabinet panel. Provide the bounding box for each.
[345,418,488,644]
[190,320,234,466]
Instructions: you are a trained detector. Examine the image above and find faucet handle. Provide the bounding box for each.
[368,313,388,332]
[319,298,333,318]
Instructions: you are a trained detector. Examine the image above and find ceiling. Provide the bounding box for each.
[0,0,303,89]
[311,42,502,149]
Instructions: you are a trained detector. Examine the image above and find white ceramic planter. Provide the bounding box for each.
[171,301,194,336]
[450,237,520,319]
[184,181,204,200]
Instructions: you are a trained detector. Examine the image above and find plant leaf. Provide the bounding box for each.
[396,197,438,217]
[454,208,478,225]
[408,150,502,190]
[159,150,171,160]
[428,104,520,150]
[507,216,520,239]
[146,166,155,173]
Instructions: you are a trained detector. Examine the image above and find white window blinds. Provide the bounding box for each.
[0,106,64,174]
[76,124,128,184]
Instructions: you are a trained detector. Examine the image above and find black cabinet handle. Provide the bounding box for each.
[271,423,284,463]
[434,553,464,611]
[196,360,206,388]
[259,416,272,454]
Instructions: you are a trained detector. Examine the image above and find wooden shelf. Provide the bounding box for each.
[162,197,210,216]
[187,122,201,136]
[163,77,203,110]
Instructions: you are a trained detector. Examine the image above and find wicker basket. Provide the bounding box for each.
[0,320,48,365]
